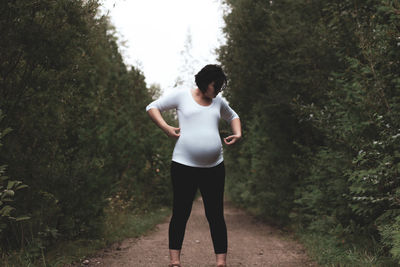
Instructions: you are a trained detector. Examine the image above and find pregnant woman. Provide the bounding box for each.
[146,64,241,267]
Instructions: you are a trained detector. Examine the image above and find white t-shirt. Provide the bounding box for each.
[146,88,239,167]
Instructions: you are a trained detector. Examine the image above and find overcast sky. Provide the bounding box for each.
[99,0,226,92]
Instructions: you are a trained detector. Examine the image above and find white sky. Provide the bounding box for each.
[99,0,226,92]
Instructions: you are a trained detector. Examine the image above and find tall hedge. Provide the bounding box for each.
[219,0,400,262]
[0,0,173,256]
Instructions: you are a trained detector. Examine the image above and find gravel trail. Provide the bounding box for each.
[80,197,318,267]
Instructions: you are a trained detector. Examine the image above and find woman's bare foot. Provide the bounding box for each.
[216,253,227,266]
[169,249,181,266]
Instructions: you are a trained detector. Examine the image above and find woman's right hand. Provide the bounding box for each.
[147,108,180,139]
[164,125,180,139]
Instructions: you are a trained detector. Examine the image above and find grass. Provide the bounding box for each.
[292,226,399,267]
[5,197,399,267]
[1,205,171,267]
[224,195,399,267]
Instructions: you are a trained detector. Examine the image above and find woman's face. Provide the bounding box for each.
[204,81,222,99]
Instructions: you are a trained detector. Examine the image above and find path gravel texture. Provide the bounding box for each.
[80,197,319,267]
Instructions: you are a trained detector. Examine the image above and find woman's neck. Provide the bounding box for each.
[194,88,212,101]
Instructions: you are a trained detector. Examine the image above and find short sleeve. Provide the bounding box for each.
[146,89,182,112]
[220,97,239,122]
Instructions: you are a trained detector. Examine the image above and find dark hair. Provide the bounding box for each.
[194,64,227,93]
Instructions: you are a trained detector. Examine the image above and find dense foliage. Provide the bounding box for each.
[0,110,30,236]
[0,0,173,259]
[219,0,400,263]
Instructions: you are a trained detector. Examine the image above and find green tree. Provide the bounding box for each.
[219,0,400,263]
[0,0,173,258]
[0,110,29,237]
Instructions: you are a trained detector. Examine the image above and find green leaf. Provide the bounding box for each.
[15,216,31,221]
[7,181,17,189]
[1,128,12,136]
[15,184,28,190]
[2,190,14,198]
[0,205,15,216]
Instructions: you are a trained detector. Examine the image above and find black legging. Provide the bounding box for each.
[168,161,227,254]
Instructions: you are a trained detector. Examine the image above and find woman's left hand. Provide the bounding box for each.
[223,134,241,145]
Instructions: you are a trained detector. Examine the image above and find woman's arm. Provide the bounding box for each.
[147,108,180,139]
[146,89,182,139]
[223,118,241,145]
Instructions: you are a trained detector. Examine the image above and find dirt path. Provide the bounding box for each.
[81,197,318,267]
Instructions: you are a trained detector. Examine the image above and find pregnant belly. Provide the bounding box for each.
[175,132,222,165]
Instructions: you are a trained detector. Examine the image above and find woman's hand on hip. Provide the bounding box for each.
[147,108,180,139]
[164,125,180,139]
[223,134,241,145]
